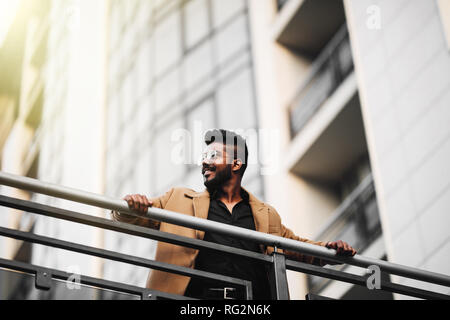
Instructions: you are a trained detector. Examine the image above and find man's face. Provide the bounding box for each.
[201,142,233,190]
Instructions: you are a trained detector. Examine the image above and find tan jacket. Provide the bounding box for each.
[111,187,327,296]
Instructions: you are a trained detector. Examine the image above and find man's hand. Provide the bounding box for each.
[123,194,153,215]
[325,240,357,256]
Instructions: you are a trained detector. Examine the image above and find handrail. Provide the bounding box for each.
[1,170,450,290]
[0,194,445,300]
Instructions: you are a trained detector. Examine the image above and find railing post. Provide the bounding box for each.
[269,247,290,300]
[35,269,52,291]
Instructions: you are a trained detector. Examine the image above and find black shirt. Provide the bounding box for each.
[185,189,271,299]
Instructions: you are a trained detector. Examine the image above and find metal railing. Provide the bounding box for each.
[289,24,354,139]
[0,171,449,300]
[314,174,381,258]
[308,174,382,294]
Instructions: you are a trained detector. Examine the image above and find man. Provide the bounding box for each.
[112,129,356,299]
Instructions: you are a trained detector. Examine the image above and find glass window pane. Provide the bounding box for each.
[187,98,215,165]
[135,148,152,195]
[184,168,205,192]
[187,99,215,132]
[123,26,135,57]
[184,0,209,48]
[122,122,135,156]
[124,0,137,22]
[213,13,248,65]
[154,118,186,192]
[212,0,245,28]
[182,40,213,90]
[136,0,152,31]
[154,66,181,114]
[136,40,152,99]
[137,97,151,137]
[217,68,256,130]
[154,11,182,76]
[122,73,135,121]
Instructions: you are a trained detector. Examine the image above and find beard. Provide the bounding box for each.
[203,164,233,192]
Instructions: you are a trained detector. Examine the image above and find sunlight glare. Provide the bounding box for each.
[0,0,21,46]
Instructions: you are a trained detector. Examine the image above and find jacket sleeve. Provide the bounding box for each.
[110,188,175,230]
[281,224,330,266]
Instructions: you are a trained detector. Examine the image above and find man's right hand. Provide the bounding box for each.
[123,194,153,215]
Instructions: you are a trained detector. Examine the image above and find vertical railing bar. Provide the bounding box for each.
[269,246,290,300]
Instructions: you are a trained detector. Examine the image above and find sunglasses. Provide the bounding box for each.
[201,150,222,162]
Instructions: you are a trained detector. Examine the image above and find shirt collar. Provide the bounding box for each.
[209,188,249,202]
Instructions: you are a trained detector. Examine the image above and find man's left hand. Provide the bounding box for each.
[325,240,357,256]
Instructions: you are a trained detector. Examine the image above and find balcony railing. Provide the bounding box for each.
[0,171,449,300]
[308,174,382,294]
[289,24,353,139]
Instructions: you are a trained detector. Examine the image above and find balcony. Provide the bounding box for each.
[273,0,346,57]
[284,25,366,187]
[307,174,387,297]
[0,171,449,300]
[289,25,353,140]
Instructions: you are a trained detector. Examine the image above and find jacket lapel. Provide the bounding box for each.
[191,190,210,240]
[246,188,269,253]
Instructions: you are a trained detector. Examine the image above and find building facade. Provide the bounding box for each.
[249,0,450,299]
[0,0,449,300]
[0,0,108,298]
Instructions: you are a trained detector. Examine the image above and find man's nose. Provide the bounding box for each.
[202,157,213,166]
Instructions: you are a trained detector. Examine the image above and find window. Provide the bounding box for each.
[187,98,215,165]
[153,118,186,192]
[154,11,182,76]
[136,40,152,99]
[136,0,152,32]
[182,40,213,90]
[183,0,210,49]
[217,68,256,130]
[211,0,245,28]
[122,73,135,121]
[213,13,248,65]
[154,66,181,114]
[184,168,205,192]
[187,98,215,133]
[136,97,151,137]
[134,148,152,195]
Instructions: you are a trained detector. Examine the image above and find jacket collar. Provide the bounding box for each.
[185,187,269,242]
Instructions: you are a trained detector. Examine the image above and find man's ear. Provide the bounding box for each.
[232,159,243,173]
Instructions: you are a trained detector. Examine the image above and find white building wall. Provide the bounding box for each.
[344,0,450,296]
